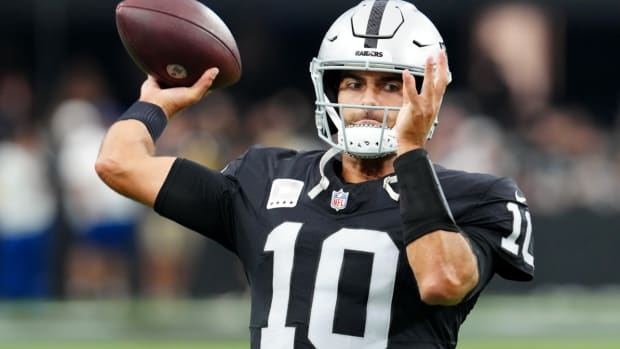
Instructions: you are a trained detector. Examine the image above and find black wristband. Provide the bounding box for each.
[394,148,460,245]
[118,101,167,142]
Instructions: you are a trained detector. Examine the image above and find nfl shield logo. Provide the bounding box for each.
[330,189,349,211]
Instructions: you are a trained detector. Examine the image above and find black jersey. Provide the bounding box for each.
[155,146,534,349]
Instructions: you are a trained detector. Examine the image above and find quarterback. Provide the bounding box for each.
[96,1,534,348]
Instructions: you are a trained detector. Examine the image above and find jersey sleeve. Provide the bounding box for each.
[155,146,300,253]
[459,177,534,282]
[154,157,239,252]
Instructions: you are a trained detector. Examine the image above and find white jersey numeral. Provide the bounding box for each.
[261,222,399,349]
[260,222,301,349]
[309,228,399,349]
[501,202,534,267]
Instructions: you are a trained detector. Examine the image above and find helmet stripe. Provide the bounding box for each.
[364,0,389,48]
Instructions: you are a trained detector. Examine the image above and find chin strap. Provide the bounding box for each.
[307,147,342,199]
[325,103,342,133]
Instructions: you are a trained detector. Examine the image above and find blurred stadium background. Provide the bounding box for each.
[1,0,619,348]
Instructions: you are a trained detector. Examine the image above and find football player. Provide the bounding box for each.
[96,0,534,348]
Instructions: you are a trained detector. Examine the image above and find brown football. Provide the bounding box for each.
[116,0,241,89]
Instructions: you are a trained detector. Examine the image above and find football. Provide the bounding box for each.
[115,0,241,89]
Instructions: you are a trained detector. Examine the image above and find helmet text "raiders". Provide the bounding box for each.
[355,50,384,57]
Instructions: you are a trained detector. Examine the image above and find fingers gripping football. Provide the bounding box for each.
[395,51,449,154]
[139,68,220,118]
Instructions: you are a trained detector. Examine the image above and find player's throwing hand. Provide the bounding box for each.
[139,68,220,118]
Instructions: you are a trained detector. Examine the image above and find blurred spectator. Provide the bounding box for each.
[428,95,518,177]
[173,91,245,162]
[243,88,323,151]
[0,71,55,299]
[516,106,620,213]
[468,2,562,127]
[53,57,122,126]
[0,127,56,298]
[138,213,206,297]
[50,99,143,298]
[0,72,33,141]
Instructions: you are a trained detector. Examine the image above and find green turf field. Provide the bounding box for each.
[1,293,619,348]
[1,339,620,349]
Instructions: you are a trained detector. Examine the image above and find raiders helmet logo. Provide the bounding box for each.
[355,50,384,57]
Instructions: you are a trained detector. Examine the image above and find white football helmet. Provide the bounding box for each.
[310,0,451,158]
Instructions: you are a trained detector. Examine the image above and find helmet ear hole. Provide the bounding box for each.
[323,70,341,103]
[323,70,342,134]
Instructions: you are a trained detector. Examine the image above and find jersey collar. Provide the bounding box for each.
[307,147,399,202]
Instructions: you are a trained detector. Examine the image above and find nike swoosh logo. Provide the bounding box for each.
[413,40,432,48]
[515,190,527,203]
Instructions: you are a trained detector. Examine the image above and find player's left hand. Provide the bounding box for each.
[394,51,449,156]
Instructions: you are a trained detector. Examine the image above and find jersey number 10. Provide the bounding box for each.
[261,222,399,349]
